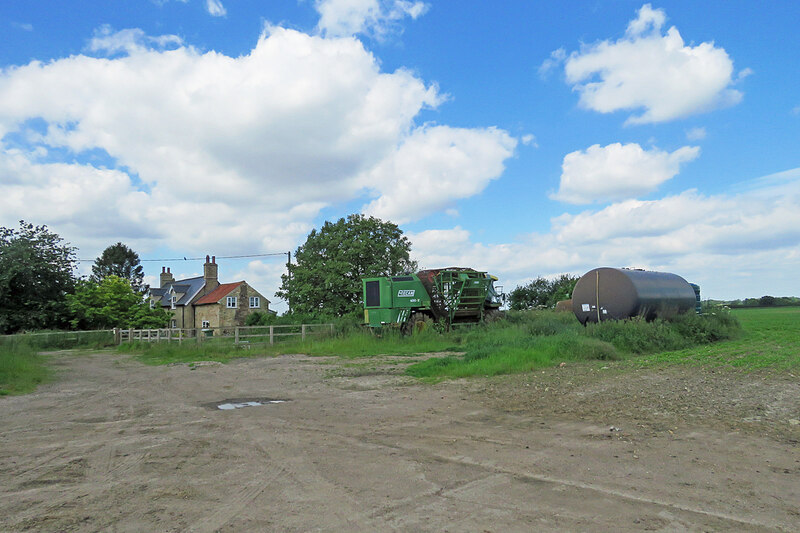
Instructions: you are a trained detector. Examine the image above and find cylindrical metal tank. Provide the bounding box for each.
[571,268,696,324]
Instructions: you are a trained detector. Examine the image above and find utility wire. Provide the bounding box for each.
[75,252,289,263]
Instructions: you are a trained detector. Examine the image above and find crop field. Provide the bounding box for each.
[0,307,797,531]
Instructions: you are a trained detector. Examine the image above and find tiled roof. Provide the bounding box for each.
[194,282,243,305]
[149,276,205,307]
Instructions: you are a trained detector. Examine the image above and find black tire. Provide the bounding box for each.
[402,311,434,335]
[483,308,504,323]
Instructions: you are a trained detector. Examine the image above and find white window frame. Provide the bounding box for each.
[170,296,176,309]
[170,319,177,328]
[201,320,210,328]
[249,296,260,309]
[226,296,238,308]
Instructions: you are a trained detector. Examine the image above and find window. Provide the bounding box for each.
[249,296,260,308]
[201,320,210,328]
[170,296,176,309]
[365,281,380,307]
[226,296,237,308]
[170,319,177,328]
[149,299,155,309]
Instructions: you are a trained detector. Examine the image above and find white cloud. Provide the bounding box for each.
[315,0,429,38]
[538,47,566,78]
[551,142,700,204]
[0,25,513,256]
[88,25,183,55]
[686,127,707,141]
[206,0,226,17]
[360,125,517,223]
[563,3,743,124]
[409,169,800,300]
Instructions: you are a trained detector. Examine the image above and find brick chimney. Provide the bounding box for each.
[203,255,219,291]
[159,267,174,288]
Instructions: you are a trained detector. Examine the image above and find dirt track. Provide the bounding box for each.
[1,350,798,532]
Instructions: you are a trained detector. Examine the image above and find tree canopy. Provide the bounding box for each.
[92,242,147,294]
[67,276,170,330]
[277,214,417,317]
[0,221,77,333]
[509,274,579,310]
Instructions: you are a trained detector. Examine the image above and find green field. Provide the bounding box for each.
[632,307,800,370]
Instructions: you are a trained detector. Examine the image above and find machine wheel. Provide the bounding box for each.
[483,308,504,323]
[403,312,434,335]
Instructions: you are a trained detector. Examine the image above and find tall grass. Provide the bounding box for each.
[406,309,742,379]
[0,342,52,395]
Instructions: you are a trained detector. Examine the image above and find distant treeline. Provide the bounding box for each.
[712,296,800,308]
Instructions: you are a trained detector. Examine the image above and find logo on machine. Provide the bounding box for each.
[397,290,415,297]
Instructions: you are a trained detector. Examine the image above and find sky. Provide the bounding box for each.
[1,0,798,313]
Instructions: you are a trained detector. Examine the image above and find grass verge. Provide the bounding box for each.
[0,343,52,395]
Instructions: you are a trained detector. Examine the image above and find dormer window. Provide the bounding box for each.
[170,296,176,309]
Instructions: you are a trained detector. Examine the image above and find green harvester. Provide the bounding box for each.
[362,267,503,333]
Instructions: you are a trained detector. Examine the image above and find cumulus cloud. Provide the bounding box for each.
[562,3,744,124]
[0,25,513,255]
[315,0,428,38]
[551,142,700,204]
[360,125,517,223]
[409,169,800,300]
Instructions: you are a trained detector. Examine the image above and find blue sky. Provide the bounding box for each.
[1,0,798,312]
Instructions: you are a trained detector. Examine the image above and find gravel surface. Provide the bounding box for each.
[1,350,797,532]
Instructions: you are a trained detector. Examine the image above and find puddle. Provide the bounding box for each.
[217,400,286,410]
[203,398,289,411]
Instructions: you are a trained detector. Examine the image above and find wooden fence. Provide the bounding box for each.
[117,324,335,346]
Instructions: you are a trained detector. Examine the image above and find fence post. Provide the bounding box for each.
[198,328,202,344]
[301,324,306,341]
[235,327,240,345]
[330,323,334,336]
[114,328,120,345]
[269,325,274,345]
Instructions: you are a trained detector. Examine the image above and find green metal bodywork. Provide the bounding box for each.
[362,268,502,329]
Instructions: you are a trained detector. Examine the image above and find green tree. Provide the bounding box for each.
[92,242,147,294]
[509,274,579,310]
[0,221,77,333]
[277,214,417,317]
[67,276,170,329]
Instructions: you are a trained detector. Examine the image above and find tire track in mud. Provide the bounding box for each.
[267,423,785,531]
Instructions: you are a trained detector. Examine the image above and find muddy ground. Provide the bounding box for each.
[1,350,798,532]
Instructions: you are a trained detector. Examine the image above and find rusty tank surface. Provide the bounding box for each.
[571,268,696,324]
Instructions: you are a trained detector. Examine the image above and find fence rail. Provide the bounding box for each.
[0,329,115,349]
[117,324,335,346]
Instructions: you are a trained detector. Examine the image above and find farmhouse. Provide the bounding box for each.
[148,256,271,329]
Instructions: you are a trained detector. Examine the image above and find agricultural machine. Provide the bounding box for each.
[362,267,503,333]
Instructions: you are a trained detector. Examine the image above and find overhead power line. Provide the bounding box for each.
[76,252,290,263]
